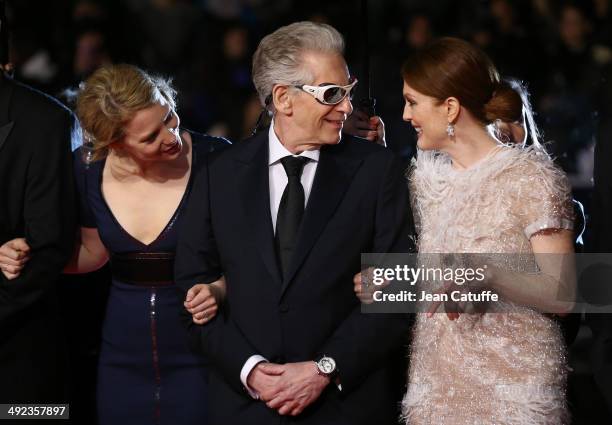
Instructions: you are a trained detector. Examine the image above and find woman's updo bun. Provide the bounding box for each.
[483,81,524,124]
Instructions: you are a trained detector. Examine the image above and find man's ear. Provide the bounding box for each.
[272,84,293,116]
[445,97,460,123]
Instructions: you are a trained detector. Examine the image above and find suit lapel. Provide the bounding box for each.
[0,121,14,154]
[280,143,363,296]
[234,131,283,287]
[0,76,14,154]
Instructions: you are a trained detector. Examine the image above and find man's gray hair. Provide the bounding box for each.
[252,21,345,107]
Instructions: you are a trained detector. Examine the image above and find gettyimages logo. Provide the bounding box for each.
[371,264,487,286]
[358,252,593,314]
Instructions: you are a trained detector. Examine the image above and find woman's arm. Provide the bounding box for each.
[490,229,576,316]
[63,227,109,274]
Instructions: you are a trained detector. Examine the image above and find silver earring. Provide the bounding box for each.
[81,130,95,167]
[446,123,455,138]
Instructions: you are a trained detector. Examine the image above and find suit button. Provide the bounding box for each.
[279,304,289,313]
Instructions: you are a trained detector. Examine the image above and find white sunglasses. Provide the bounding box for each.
[295,77,358,105]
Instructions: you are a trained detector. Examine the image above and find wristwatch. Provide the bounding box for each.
[314,355,342,391]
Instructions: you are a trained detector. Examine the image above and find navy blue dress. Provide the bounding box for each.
[74,132,229,425]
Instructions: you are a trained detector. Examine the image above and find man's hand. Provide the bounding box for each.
[344,110,386,146]
[247,362,284,402]
[0,238,31,280]
[261,361,330,416]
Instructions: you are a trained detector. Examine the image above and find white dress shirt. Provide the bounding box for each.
[240,121,320,398]
[268,122,319,231]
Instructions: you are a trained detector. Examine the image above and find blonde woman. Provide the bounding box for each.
[1,64,227,424]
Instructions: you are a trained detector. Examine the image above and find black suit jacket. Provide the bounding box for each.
[175,129,415,425]
[0,75,77,403]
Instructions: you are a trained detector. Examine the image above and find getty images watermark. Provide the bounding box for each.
[370,263,498,303]
[359,253,612,314]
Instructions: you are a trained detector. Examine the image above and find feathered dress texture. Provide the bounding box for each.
[402,146,574,425]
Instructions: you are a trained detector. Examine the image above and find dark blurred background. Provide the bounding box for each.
[3,0,611,423]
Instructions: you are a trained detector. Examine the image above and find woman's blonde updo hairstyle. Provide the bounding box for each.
[76,64,177,161]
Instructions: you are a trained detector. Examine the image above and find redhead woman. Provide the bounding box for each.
[354,38,575,424]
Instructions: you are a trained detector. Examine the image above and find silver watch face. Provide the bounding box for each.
[318,356,336,374]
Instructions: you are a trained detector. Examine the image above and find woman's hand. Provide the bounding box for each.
[425,280,464,321]
[344,111,386,146]
[353,268,390,304]
[0,238,31,280]
[184,276,226,324]
[353,271,372,304]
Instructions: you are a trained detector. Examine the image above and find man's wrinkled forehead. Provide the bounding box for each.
[298,51,350,85]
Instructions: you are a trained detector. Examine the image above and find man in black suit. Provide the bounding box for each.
[0,71,78,404]
[175,21,414,424]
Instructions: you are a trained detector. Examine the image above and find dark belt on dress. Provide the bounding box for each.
[110,252,175,287]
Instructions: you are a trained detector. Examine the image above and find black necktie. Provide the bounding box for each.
[275,156,309,279]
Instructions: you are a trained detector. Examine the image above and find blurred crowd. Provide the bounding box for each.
[3,1,612,423]
[6,0,611,190]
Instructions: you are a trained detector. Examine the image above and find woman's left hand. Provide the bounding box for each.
[0,237,31,280]
[426,280,463,321]
[184,277,226,325]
